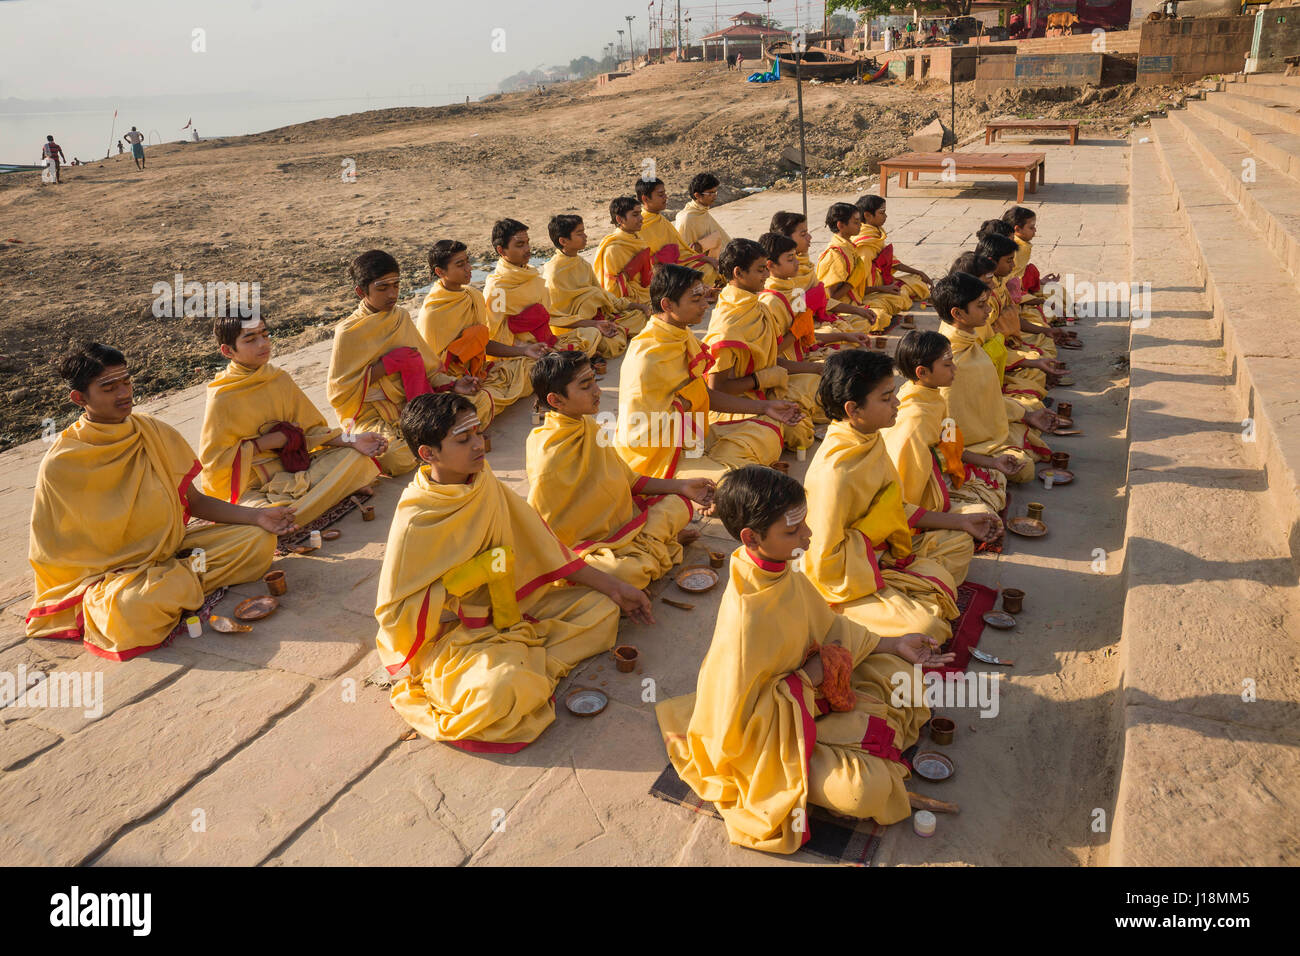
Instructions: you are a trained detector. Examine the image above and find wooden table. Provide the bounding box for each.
[878,151,1046,203]
[985,119,1079,145]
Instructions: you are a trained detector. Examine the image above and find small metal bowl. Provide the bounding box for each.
[564,687,608,717]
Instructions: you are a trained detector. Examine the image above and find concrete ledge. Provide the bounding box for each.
[1186,97,1300,183]
[1220,86,1300,137]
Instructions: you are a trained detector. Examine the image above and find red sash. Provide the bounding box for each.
[381,346,432,400]
[507,302,557,346]
[653,243,679,265]
[622,247,653,289]
[873,243,895,285]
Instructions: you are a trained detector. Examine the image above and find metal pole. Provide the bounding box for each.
[676,0,682,59]
[796,51,808,220]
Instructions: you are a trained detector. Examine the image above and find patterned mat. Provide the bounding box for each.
[162,586,229,644]
[275,492,371,555]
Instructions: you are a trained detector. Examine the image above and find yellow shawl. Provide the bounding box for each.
[815,234,866,303]
[939,323,1023,455]
[703,285,779,385]
[327,301,444,426]
[852,222,889,280]
[593,229,653,304]
[881,380,958,512]
[639,209,694,261]
[542,251,627,322]
[415,280,493,372]
[27,412,201,638]
[483,258,561,343]
[675,199,730,257]
[1012,235,1032,280]
[199,361,339,503]
[794,252,817,290]
[616,317,712,479]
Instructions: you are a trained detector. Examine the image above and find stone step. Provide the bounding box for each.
[1243,72,1300,88]
[1113,138,1300,865]
[1218,85,1300,137]
[1230,77,1300,108]
[1149,116,1300,570]
[1188,95,1300,181]
[1167,106,1300,282]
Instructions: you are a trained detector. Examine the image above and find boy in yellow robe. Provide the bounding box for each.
[417,239,540,420]
[484,218,602,357]
[815,203,897,334]
[934,271,1059,479]
[593,197,655,308]
[978,231,1065,375]
[997,209,1075,349]
[375,393,653,752]
[673,172,731,269]
[543,214,649,357]
[635,177,722,287]
[853,195,931,311]
[27,343,293,660]
[525,352,715,588]
[803,350,983,644]
[657,464,954,853]
[770,210,876,331]
[328,249,480,476]
[200,317,382,524]
[883,330,1012,540]
[760,231,870,364]
[615,264,802,480]
[706,237,821,451]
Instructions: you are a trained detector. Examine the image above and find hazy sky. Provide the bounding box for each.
[0,0,837,102]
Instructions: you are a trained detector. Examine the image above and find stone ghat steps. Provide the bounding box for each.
[1217,81,1300,137]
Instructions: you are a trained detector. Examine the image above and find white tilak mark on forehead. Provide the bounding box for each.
[784,504,807,527]
[451,419,480,436]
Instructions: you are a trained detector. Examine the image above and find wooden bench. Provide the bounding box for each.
[985,119,1079,145]
[878,151,1047,203]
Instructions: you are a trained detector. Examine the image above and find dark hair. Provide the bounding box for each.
[714,464,807,541]
[758,231,798,263]
[609,196,639,224]
[825,202,857,232]
[688,172,720,198]
[932,271,990,325]
[350,249,400,290]
[1002,206,1036,229]
[548,214,584,248]
[213,316,268,349]
[718,238,766,281]
[895,330,951,381]
[59,342,127,392]
[491,218,528,253]
[649,263,703,310]
[854,194,886,216]
[429,239,468,275]
[400,392,476,456]
[976,218,1014,242]
[976,233,1018,263]
[950,251,995,276]
[634,177,663,201]
[769,211,807,236]
[529,350,591,411]
[47,135,55,142]
[817,349,894,420]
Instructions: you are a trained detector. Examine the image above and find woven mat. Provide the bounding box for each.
[275,492,370,556]
[162,586,229,644]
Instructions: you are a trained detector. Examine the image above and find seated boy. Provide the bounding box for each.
[815,203,889,334]
[656,465,953,853]
[635,177,721,286]
[933,272,1058,481]
[593,197,655,308]
[615,263,801,480]
[525,352,715,588]
[417,239,539,421]
[1001,207,1074,346]
[802,350,978,644]
[28,343,292,660]
[770,210,876,330]
[706,237,821,451]
[484,218,602,357]
[977,233,1064,389]
[200,316,382,524]
[374,393,652,752]
[328,249,478,476]
[882,330,1009,538]
[760,231,869,360]
[853,195,932,312]
[673,172,731,268]
[543,214,649,357]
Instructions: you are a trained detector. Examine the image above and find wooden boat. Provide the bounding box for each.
[0,164,43,175]
[765,42,864,81]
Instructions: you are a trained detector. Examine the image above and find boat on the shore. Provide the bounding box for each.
[0,164,43,175]
[765,42,865,81]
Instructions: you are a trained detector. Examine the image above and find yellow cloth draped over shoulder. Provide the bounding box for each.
[542,251,645,357]
[704,285,814,451]
[416,279,530,419]
[526,411,690,589]
[198,361,379,524]
[640,208,722,286]
[814,235,879,333]
[593,229,654,307]
[27,412,274,660]
[803,420,970,643]
[327,301,451,476]
[484,259,602,356]
[1011,235,1057,355]
[882,380,958,514]
[656,547,925,853]
[853,222,929,312]
[674,200,730,262]
[375,462,619,751]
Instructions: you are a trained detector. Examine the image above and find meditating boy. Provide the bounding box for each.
[27,343,292,660]
[802,350,977,644]
[815,203,891,333]
[1001,207,1075,348]
[543,214,649,357]
[760,231,869,360]
[525,352,715,588]
[883,330,1011,535]
[674,172,731,267]
[615,263,801,480]
[770,210,876,329]
[416,239,539,422]
[635,177,721,286]
[656,465,953,853]
[593,197,656,308]
[853,195,931,311]
[977,233,1063,381]
[374,393,653,752]
[933,272,1057,479]
[329,249,479,476]
[484,218,602,357]
[200,317,382,524]
[706,237,820,450]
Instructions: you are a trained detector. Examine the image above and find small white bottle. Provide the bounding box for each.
[913,810,937,837]
[186,615,202,638]
[309,530,322,549]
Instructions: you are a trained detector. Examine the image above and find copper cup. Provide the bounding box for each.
[1026,502,1044,522]
[614,645,639,673]
[1056,401,1073,419]
[264,570,287,597]
[772,460,790,474]
[1001,587,1025,615]
[360,504,376,522]
[709,550,726,569]
[1051,452,1070,471]
[872,335,888,350]
[929,716,956,746]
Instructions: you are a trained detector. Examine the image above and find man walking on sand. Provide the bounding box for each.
[124,126,146,170]
[41,135,67,184]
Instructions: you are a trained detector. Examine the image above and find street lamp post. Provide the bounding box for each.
[617,29,625,61]
[793,29,809,219]
[626,15,637,61]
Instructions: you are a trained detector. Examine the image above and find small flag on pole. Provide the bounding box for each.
[181,117,192,129]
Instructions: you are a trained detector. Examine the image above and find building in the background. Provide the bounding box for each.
[700,11,790,62]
